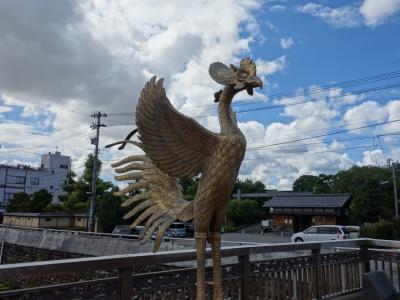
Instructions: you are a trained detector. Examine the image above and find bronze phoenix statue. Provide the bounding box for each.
[108,58,262,299]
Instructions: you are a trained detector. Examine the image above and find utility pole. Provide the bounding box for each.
[88,111,107,232]
[388,158,399,220]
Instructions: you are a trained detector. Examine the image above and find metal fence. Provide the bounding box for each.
[0,238,399,299]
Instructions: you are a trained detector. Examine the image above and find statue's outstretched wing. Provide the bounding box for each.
[112,153,193,252]
[136,77,219,178]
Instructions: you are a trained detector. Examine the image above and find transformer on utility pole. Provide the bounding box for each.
[88,111,107,232]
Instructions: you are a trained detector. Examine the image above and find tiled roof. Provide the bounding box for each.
[263,194,351,208]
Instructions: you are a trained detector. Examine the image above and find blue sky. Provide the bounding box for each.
[0,0,399,189]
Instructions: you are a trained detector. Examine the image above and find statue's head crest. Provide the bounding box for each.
[239,58,256,76]
[209,57,262,96]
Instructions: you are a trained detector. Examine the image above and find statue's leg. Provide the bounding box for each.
[209,231,223,300]
[195,232,207,300]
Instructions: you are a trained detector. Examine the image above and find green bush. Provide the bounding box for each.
[227,199,261,226]
[360,219,400,240]
[223,224,237,233]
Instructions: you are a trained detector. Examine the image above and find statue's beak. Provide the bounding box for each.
[246,76,263,96]
[253,76,263,89]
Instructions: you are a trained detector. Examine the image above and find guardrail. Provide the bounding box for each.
[0,238,399,299]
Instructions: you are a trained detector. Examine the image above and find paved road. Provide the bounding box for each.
[170,232,291,248]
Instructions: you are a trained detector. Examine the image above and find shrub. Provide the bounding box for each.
[359,219,400,240]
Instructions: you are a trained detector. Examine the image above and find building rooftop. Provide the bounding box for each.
[233,190,314,198]
[3,212,88,217]
[263,193,351,208]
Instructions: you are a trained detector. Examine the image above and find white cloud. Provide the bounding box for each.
[297,3,362,28]
[297,1,400,28]
[360,0,400,27]
[280,37,294,49]
[343,100,400,134]
[270,5,285,12]
[0,0,287,182]
[0,106,12,114]
[256,56,287,76]
[360,149,386,166]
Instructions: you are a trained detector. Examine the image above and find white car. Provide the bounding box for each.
[291,225,350,243]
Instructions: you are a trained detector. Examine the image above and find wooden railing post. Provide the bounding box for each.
[239,254,250,300]
[360,244,370,273]
[312,248,322,300]
[119,267,133,300]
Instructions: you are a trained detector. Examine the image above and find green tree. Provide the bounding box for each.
[96,191,126,233]
[331,165,394,223]
[234,179,266,194]
[292,175,332,193]
[227,199,261,226]
[29,189,52,212]
[82,154,102,185]
[6,192,30,212]
[180,177,199,201]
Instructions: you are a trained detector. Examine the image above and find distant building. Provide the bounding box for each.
[263,193,351,233]
[2,212,90,230]
[0,151,71,207]
[232,190,314,201]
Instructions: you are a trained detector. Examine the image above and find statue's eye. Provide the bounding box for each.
[239,72,248,79]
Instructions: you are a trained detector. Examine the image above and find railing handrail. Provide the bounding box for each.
[1,238,395,281]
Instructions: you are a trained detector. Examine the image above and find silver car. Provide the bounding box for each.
[291,225,350,243]
[165,222,186,238]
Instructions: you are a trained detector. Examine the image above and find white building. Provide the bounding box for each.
[0,151,71,207]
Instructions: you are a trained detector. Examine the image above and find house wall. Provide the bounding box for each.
[74,216,88,229]
[272,214,295,231]
[39,217,70,228]
[312,215,336,225]
[3,215,40,227]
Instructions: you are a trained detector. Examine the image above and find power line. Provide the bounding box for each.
[106,69,400,114]
[196,82,400,118]
[247,135,374,152]
[244,144,375,161]
[247,118,400,150]
[106,77,400,118]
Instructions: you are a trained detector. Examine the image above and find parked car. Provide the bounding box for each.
[184,222,194,237]
[344,226,360,239]
[291,225,350,243]
[164,222,186,238]
[112,225,133,235]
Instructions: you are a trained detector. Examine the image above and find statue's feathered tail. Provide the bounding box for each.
[112,151,193,252]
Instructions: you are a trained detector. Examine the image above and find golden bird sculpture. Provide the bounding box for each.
[108,58,263,299]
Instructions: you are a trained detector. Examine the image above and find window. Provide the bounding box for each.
[45,218,52,222]
[30,177,40,185]
[59,164,69,169]
[16,176,25,184]
[50,185,54,189]
[305,227,317,234]
[4,192,14,201]
[318,227,338,234]
[77,218,81,221]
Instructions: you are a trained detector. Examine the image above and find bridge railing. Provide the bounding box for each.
[0,238,399,299]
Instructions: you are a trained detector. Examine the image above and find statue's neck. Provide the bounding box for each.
[218,87,237,134]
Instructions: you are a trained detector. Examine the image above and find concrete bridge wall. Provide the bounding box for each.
[0,226,193,257]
